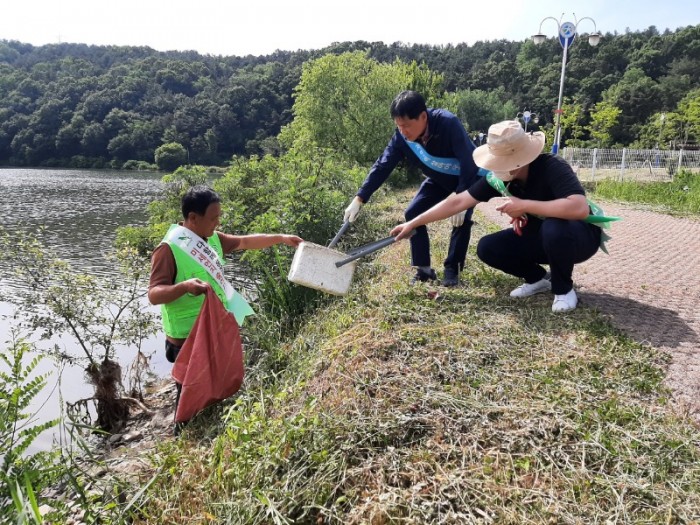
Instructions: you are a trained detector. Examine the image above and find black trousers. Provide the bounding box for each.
[404,178,474,271]
[165,340,182,363]
[476,218,601,295]
[165,340,183,411]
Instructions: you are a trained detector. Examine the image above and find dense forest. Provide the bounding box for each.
[0,24,698,168]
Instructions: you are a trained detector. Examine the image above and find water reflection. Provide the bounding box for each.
[0,168,171,452]
[1,168,163,272]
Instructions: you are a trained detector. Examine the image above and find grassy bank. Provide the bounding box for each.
[132,189,700,524]
[590,170,700,216]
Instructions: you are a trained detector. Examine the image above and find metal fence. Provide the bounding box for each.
[561,147,700,182]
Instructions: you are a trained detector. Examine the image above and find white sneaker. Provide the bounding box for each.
[510,278,551,298]
[552,289,578,312]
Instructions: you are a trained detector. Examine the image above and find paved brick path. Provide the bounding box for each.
[476,200,700,421]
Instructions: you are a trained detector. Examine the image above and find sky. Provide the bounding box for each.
[1,0,698,58]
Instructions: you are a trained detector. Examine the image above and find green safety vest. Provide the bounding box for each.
[160,225,228,339]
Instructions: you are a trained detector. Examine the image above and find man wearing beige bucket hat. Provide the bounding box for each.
[343,90,481,287]
[391,120,603,313]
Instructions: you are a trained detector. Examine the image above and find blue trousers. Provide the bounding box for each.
[476,218,601,295]
[405,178,473,271]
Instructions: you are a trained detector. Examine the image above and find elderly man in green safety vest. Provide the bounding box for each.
[148,185,302,412]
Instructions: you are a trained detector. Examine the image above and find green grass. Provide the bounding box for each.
[590,170,700,215]
[129,189,700,524]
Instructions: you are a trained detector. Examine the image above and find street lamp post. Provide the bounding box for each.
[532,14,601,155]
[516,110,539,132]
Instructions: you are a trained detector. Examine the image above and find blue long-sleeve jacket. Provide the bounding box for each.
[357,108,479,203]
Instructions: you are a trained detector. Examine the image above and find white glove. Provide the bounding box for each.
[450,210,466,227]
[344,197,363,223]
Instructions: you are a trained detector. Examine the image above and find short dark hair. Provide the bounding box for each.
[390,91,427,120]
[181,185,220,218]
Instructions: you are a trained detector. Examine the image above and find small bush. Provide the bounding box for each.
[122,159,158,171]
[154,142,188,171]
[214,147,372,330]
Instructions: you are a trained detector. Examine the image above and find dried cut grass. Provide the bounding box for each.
[297,197,700,524]
[136,190,700,524]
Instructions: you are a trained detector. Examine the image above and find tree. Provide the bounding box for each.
[440,88,517,135]
[588,100,621,147]
[675,88,700,146]
[154,142,188,171]
[146,165,209,227]
[1,26,700,167]
[602,67,662,144]
[280,51,443,165]
[558,100,587,147]
[81,122,108,156]
[0,229,157,433]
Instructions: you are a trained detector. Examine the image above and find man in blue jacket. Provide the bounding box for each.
[343,90,480,286]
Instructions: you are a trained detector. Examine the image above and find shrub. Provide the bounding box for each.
[122,159,158,171]
[154,142,188,171]
[214,147,370,328]
[0,229,158,433]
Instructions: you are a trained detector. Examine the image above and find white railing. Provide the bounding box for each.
[561,147,700,182]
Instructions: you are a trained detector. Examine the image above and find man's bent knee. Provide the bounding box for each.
[476,235,498,265]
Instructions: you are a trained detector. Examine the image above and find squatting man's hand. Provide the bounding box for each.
[494,196,528,219]
[495,197,528,236]
[344,196,363,223]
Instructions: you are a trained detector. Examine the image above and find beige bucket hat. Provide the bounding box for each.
[473,120,545,179]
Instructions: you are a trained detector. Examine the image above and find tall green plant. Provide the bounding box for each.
[116,166,210,256]
[588,100,621,147]
[0,332,58,521]
[0,333,59,475]
[214,147,370,330]
[280,51,443,165]
[154,142,188,171]
[147,165,209,226]
[674,88,700,147]
[6,474,42,524]
[216,148,365,243]
[558,100,587,147]
[592,170,700,214]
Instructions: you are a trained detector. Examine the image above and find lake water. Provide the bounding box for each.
[0,168,172,452]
